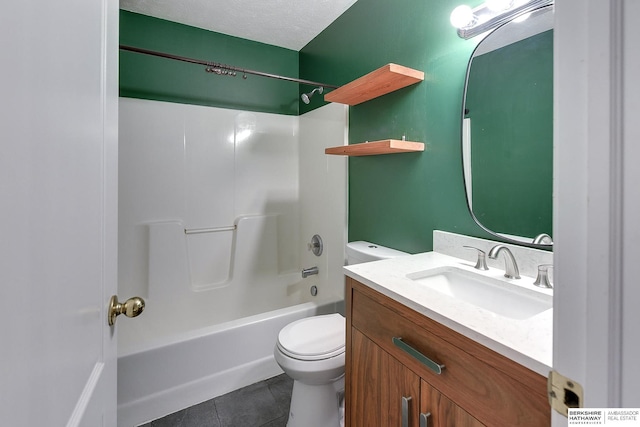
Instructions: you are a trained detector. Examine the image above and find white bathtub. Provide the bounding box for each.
[117,297,343,427]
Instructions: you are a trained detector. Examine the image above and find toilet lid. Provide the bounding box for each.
[277,313,345,361]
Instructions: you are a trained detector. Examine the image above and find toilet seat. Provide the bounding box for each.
[277,313,345,361]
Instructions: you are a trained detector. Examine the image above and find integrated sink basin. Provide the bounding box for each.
[406,266,552,320]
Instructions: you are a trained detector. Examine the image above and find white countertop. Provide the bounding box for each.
[344,251,553,376]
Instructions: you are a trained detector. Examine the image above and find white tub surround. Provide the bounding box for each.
[119,99,348,311]
[343,250,552,376]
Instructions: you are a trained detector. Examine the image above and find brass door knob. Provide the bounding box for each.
[108,295,145,326]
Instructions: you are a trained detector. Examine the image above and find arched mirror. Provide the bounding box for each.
[461,4,553,248]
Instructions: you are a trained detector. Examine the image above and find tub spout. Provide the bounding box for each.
[302,266,319,278]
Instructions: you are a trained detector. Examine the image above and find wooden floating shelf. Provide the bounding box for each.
[325,139,424,156]
[324,63,424,106]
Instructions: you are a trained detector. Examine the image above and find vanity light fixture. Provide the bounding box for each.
[450,0,552,39]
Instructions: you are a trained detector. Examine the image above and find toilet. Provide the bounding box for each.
[274,241,408,427]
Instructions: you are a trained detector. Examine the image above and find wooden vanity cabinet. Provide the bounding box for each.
[345,277,550,427]
[350,328,480,427]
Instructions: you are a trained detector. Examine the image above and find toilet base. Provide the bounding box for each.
[286,376,345,427]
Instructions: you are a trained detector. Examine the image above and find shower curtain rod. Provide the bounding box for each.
[119,45,339,89]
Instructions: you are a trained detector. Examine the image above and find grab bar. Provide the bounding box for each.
[184,225,236,235]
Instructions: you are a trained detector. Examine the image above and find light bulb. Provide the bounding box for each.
[485,0,514,12]
[450,5,475,29]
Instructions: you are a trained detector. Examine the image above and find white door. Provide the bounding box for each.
[0,1,119,426]
[554,0,640,423]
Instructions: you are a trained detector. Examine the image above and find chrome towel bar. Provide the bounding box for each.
[184,225,236,235]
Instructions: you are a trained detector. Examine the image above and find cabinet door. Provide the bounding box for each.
[420,380,485,427]
[350,328,420,426]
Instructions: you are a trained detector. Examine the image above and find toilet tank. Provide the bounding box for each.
[345,241,409,265]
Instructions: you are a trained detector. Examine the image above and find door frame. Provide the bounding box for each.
[553,0,640,422]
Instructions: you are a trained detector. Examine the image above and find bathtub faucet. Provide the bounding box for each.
[301,266,319,278]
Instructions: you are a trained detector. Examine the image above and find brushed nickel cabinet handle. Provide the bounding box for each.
[402,396,412,427]
[393,337,445,375]
[420,412,431,427]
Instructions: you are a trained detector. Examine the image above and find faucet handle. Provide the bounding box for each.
[463,246,489,271]
[533,264,553,288]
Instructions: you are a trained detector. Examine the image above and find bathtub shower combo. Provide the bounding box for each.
[117,98,348,426]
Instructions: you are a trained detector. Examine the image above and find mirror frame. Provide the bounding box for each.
[460,4,554,250]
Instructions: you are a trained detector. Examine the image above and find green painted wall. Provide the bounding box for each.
[466,30,553,239]
[300,0,490,253]
[119,11,300,115]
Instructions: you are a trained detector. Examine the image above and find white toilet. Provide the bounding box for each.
[274,241,408,427]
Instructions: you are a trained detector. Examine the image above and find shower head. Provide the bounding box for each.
[301,87,324,104]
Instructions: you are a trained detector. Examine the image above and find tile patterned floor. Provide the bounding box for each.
[139,374,293,427]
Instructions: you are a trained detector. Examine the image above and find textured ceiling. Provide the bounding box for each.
[120,0,359,51]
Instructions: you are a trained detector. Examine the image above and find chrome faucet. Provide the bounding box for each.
[488,245,520,279]
[301,266,319,278]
